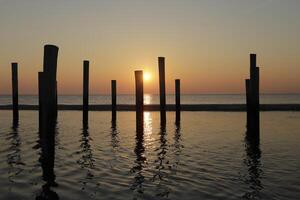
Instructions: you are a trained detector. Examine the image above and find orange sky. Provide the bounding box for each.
[0,0,299,95]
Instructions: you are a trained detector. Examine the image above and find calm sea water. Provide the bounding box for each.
[1,94,300,105]
[0,111,299,199]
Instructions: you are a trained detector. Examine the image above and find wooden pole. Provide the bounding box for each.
[111,80,117,121]
[83,60,89,126]
[175,79,180,124]
[55,81,58,118]
[38,72,44,132]
[38,45,59,133]
[135,70,144,134]
[158,57,166,123]
[246,54,260,135]
[254,67,260,134]
[43,45,58,121]
[11,62,19,124]
[245,79,251,129]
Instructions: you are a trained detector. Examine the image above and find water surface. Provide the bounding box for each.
[0,111,299,199]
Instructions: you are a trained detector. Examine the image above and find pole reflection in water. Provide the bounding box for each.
[152,120,170,198]
[36,121,59,200]
[7,123,24,183]
[243,129,263,199]
[78,125,95,186]
[131,112,146,194]
[111,118,119,149]
[173,122,183,171]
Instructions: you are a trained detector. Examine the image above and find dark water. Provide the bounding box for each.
[0,111,300,200]
[1,94,300,105]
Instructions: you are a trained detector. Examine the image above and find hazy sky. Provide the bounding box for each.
[0,0,299,94]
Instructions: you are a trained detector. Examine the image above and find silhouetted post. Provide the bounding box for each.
[135,70,144,133]
[11,63,19,124]
[245,79,251,128]
[158,57,166,124]
[111,80,117,121]
[38,72,44,131]
[39,45,59,133]
[83,60,89,126]
[175,79,180,124]
[43,45,59,121]
[246,54,260,135]
[55,81,58,118]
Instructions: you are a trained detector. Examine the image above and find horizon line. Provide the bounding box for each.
[1,92,300,96]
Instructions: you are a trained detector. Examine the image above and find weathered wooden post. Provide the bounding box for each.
[39,45,59,133]
[246,54,260,135]
[43,45,58,121]
[175,79,181,124]
[135,70,144,134]
[38,72,44,132]
[111,80,117,121]
[245,79,251,128]
[158,57,166,124]
[11,62,19,124]
[55,81,58,118]
[83,60,89,126]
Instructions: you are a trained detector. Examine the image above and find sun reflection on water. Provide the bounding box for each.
[144,94,152,105]
[143,112,152,137]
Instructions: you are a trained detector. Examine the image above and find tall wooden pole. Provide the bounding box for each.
[38,72,44,132]
[83,60,89,126]
[135,70,144,134]
[39,45,59,133]
[246,54,260,135]
[43,45,58,121]
[11,62,19,124]
[158,57,166,124]
[111,80,117,121]
[175,79,181,124]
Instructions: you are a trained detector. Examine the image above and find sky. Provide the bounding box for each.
[0,0,299,95]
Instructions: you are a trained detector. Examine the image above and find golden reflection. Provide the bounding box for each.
[144,94,152,105]
[143,112,153,137]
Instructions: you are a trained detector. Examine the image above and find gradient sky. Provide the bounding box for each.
[0,0,299,95]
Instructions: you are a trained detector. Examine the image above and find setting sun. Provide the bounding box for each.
[143,72,151,81]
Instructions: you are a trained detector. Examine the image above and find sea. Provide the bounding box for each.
[0,94,299,200]
[1,94,300,105]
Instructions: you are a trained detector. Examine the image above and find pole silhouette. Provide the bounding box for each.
[158,57,166,124]
[11,62,19,124]
[111,80,117,122]
[38,45,59,134]
[135,70,144,134]
[175,79,181,124]
[83,60,89,127]
[245,54,260,136]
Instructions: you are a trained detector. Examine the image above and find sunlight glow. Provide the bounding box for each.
[143,72,151,81]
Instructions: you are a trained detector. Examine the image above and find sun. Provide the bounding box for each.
[143,72,151,81]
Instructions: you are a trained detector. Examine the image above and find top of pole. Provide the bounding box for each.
[43,44,59,77]
[250,53,257,79]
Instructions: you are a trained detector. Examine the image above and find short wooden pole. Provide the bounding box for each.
[175,79,181,124]
[158,57,166,123]
[135,70,144,133]
[11,62,19,124]
[83,60,89,126]
[111,80,117,121]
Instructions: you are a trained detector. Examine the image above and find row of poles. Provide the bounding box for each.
[9,45,259,137]
[6,44,260,198]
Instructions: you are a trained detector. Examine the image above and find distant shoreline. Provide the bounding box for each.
[1,104,300,111]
